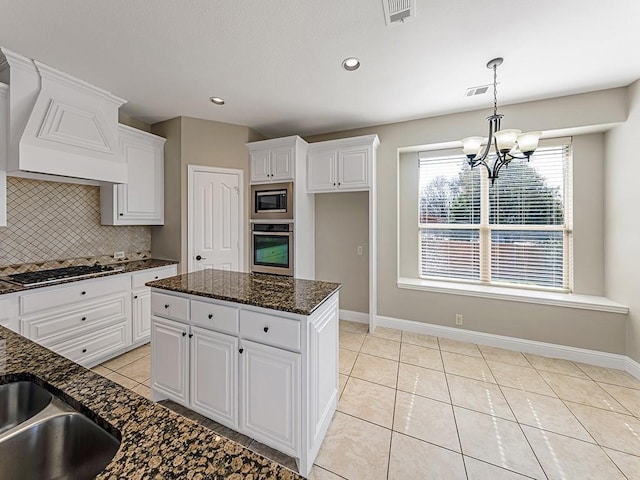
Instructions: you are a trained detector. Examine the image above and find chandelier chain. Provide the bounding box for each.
[493,63,498,116]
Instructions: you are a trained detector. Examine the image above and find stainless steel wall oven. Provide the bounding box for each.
[251,223,294,276]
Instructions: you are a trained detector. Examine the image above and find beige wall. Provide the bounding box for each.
[151,116,264,272]
[315,192,369,312]
[605,80,640,362]
[309,88,629,354]
[118,112,151,132]
[150,117,182,264]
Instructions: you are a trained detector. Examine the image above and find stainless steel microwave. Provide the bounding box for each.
[251,182,293,220]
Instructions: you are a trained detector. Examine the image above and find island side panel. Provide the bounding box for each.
[302,290,339,475]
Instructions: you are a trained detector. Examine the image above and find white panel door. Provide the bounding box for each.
[250,150,271,183]
[240,339,300,456]
[307,150,337,192]
[190,326,238,427]
[151,316,189,404]
[132,290,151,343]
[191,170,241,272]
[338,147,369,190]
[270,147,294,181]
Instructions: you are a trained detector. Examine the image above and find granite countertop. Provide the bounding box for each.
[0,325,301,479]
[0,258,178,296]
[146,270,342,316]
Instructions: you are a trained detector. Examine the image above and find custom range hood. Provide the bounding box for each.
[0,48,127,184]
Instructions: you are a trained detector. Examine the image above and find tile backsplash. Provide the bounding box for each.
[0,177,151,267]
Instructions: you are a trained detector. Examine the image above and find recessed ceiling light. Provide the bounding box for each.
[342,57,360,71]
[209,97,225,105]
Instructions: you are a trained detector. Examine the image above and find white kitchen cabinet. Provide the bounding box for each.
[132,290,151,343]
[249,145,293,183]
[131,265,177,345]
[247,136,307,184]
[0,294,20,333]
[307,134,379,193]
[190,326,238,426]
[101,124,165,225]
[149,288,339,477]
[0,83,7,227]
[240,339,300,456]
[151,316,189,404]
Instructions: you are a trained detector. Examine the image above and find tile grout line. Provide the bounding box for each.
[480,347,550,480]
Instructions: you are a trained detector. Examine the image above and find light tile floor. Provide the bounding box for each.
[95,321,640,479]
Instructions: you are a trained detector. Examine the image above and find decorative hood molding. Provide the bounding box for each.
[0,48,128,184]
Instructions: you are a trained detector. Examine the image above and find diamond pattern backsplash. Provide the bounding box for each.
[0,177,151,267]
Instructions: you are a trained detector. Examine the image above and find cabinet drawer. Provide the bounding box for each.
[20,275,129,317]
[132,265,177,290]
[50,323,128,367]
[240,310,300,351]
[151,292,189,322]
[23,296,128,343]
[191,299,239,334]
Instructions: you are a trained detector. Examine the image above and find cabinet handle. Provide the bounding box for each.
[164,304,170,309]
[338,182,341,186]
[263,326,269,333]
[182,332,186,337]
[81,317,86,322]
[333,183,336,186]
[154,276,159,279]
[119,213,123,216]
[81,291,86,296]
[134,295,138,299]
[208,314,213,319]
[82,348,87,353]
[189,333,193,338]
[239,348,244,354]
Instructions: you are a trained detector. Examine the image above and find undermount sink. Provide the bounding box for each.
[0,381,52,434]
[0,380,121,480]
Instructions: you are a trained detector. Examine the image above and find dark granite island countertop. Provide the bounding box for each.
[0,325,302,479]
[146,270,342,316]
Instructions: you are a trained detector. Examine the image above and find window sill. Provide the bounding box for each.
[397,277,628,314]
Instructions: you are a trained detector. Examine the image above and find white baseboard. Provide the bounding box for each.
[627,357,640,380]
[339,309,369,324]
[376,314,633,375]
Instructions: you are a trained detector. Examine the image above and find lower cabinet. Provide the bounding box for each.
[150,290,338,477]
[240,339,300,456]
[132,290,151,343]
[190,326,238,426]
[151,316,189,404]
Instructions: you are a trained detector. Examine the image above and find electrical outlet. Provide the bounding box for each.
[114,251,125,260]
[455,314,463,326]
[357,246,364,256]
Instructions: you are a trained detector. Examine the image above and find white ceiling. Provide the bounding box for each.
[1,0,639,137]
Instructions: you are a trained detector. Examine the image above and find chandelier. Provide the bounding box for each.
[461,57,541,184]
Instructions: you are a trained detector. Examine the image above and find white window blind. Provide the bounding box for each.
[418,142,572,291]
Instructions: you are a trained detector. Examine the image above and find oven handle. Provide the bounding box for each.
[252,231,292,236]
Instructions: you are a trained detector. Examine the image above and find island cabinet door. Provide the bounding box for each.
[151,316,189,404]
[239,339,300,456]
[132,290,151,343]
[189,326,238,428]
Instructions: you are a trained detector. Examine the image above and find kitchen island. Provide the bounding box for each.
[146,269,341,477]
[0,324,301,479]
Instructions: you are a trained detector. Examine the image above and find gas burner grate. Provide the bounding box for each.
[7,264,125,286]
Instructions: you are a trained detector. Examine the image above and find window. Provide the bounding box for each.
[418,141,572,291]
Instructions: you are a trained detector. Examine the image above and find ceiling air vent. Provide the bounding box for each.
[465,84,493,97]
[382,0,415,25]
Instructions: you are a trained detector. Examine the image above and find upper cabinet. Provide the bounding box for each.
[100,125,166,225]
[307,135,379,193]
[247,136,305,184]
[0,83,7,227]
[0,48,127,184]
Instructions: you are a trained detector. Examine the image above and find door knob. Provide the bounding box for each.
[195,255,207,261]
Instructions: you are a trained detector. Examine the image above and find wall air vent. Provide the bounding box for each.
[382,0,415,25]
[465,84,494,97]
